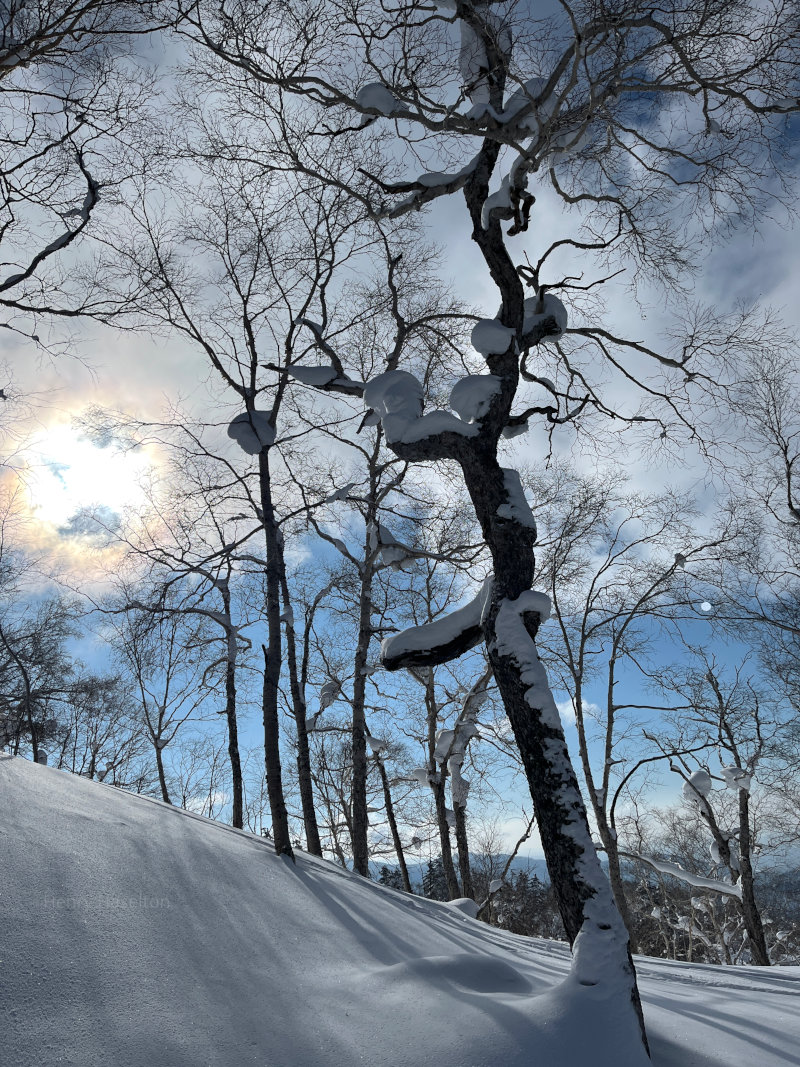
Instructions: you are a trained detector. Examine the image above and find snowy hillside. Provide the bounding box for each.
[3,754,799,1067]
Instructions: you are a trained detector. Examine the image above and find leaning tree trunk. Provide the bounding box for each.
[258,448,294,860]
[153,738,171,805]
[379,429,649,1052]
[374,754,412,893]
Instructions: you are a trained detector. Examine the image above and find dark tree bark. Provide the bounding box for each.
[349,558,373,876]
[223,652,243,829]
[261,644,292,858]
[278,561,322,855]
[258,449,294,860]
[738,788,770,965]
[453,801,473,900]
[154,742,171,805]
[218,584,244,830]
[374,754,412,893]
[424,671,460,900]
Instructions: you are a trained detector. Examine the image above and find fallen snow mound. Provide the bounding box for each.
[3,755,799,1067]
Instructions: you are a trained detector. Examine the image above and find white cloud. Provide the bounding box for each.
[555,698,601,726]
[555,698,576,724]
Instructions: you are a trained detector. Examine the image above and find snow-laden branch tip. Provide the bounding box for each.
[285,365,365,395]
[621,851,742,900]
[382,576,493,671]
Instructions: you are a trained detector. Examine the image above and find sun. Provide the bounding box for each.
[24,424,152,532]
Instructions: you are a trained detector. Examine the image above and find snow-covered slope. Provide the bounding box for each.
[2,754,799,1067]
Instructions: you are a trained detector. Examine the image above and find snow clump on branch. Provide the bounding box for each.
[721,765,752,793]
[470,319,515,356]
[227,411,275,454]
[364,370,479,445]
[523,293,568,337]
[355,82,400,116]
[449,374,500,422]
[682,769,713,805]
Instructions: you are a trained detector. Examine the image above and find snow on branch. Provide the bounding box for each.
[361,155,481,220]
[0,152,100,298]
[381,576,492,671]
[620,851,742,900]
[227,410,275,454]
[363,370,479,454]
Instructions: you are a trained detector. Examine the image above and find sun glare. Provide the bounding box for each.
[24,425,151,533]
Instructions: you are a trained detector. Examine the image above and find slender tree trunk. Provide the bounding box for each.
[432,771,460,900]
[154,741,171,804]
[454,802,474,899]
[258,449,294,860]
[0,625,38,763]
[218,585,244,829]
[224,650,244,829]
[278,562,322,855]
[738,791,770,965]
[573,678,640,952]
[261,645,293,858]
[599,824,638,951]
[375,756,412,893]
[349,553,373,877]
[425,672,459,899]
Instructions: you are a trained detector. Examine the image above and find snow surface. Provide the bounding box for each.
[4,754,800,1067]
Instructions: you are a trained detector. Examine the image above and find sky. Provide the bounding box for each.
[2,2,799,859]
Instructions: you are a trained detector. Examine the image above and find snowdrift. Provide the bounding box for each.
[2,754,799,1067]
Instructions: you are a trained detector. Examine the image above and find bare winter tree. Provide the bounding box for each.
[83,439,263,829]
[641,654,791,966]
[0,1,169,344]
[529,463,752,947]
[103,581,214,804]
[701,342,800,707]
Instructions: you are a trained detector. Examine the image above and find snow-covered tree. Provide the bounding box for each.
[180,0,800,1049]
